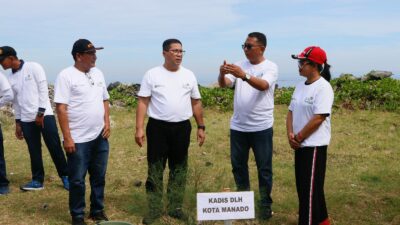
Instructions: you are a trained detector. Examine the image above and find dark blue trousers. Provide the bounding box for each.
[0,126,9,187]
[67,133,109,218]
[230,127,274,208]
[20,115,68,183]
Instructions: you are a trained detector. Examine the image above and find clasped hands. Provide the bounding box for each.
[219,60,246,79]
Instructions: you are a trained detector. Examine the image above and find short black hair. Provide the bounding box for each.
[162,39,182,51]
[248,32,267,47]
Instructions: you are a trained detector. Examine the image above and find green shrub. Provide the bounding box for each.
[331,77,400,111]
[199,86,234,111]
[109,84,138,108]
[108,78,400,112]
[275,87,294,105]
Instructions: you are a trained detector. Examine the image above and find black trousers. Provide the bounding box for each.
[145,117,191,214]
[295,146,329,225]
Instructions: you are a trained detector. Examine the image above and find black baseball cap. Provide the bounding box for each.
[71,39,104,56]
[0,46,17,62]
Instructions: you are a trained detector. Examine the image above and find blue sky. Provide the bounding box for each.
[1,0,399,86]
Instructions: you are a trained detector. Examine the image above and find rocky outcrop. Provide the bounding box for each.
[339,73,358,80]
[361,70,393,81]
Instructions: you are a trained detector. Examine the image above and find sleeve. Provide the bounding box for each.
[191,73,201,99]
[224,74,236,88]
[312,84,334,115]
[137,71,152,97]
[288,88,296,112]
[288,100,294,112]
[32,63,49,112]
[0,74,13,107]
[261,63,278,87]
[12,87,21,120]
[54,73,71,104]
[101,72,110,100]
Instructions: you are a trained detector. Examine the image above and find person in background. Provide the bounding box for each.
[135,38,205,224]
[287,46,333,225]
[0,46,69,192]
[0,71,13,195]
[218,32,278,220]
[54,39,110,225]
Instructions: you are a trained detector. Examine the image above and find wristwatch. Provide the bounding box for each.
[197,125,206,131]
[242,73,251,81]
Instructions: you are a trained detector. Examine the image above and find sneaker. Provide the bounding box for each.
[89,211,109,223]
[0,186,10,195]
[61,176,69,191]
[20,180,44,191]
[72,217,87,225]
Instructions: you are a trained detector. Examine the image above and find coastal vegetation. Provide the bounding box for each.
[0,71,398,224]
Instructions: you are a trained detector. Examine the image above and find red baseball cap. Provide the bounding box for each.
[291,46,327,65]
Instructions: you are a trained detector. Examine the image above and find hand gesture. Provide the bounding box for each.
[219,60,229,76]
[224,63,245,79]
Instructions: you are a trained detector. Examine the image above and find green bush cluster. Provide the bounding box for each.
[199,86,234,111]
[109,77,400,112]
[274,86,294,105]
[109,84,139,107]
[331,77,400,111]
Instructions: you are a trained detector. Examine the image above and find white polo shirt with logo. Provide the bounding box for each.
[54,66,109,143]
[138,65,201,122]
[226,59,278,132]
[288,77,334,147]
[7,61,53,122]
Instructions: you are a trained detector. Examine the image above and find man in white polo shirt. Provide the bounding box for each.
[54,39,110,225]
[135,38,205,224]
[218,32,278,220]
[0,46,69,192]
[0,71,13,195]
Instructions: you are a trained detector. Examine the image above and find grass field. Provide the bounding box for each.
[0,105,399,225]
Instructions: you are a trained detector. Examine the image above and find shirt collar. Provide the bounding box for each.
[12,60,24,74]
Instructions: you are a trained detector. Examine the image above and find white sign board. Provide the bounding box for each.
[197,191,254,221]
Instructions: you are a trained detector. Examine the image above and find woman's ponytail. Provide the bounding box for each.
[318,63,331,81]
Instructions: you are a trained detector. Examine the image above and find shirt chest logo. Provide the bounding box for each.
[96,81,103,87]
[24,74,33,81]
[304,96,314,104]
[154,84,165,88]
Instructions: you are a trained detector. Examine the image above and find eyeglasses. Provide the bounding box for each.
[85,73,94,86]
[298,60,310,69]
[168,49,185,55]
[242,43,264,50]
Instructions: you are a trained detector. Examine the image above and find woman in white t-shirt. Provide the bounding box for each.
[286,46,334,225]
